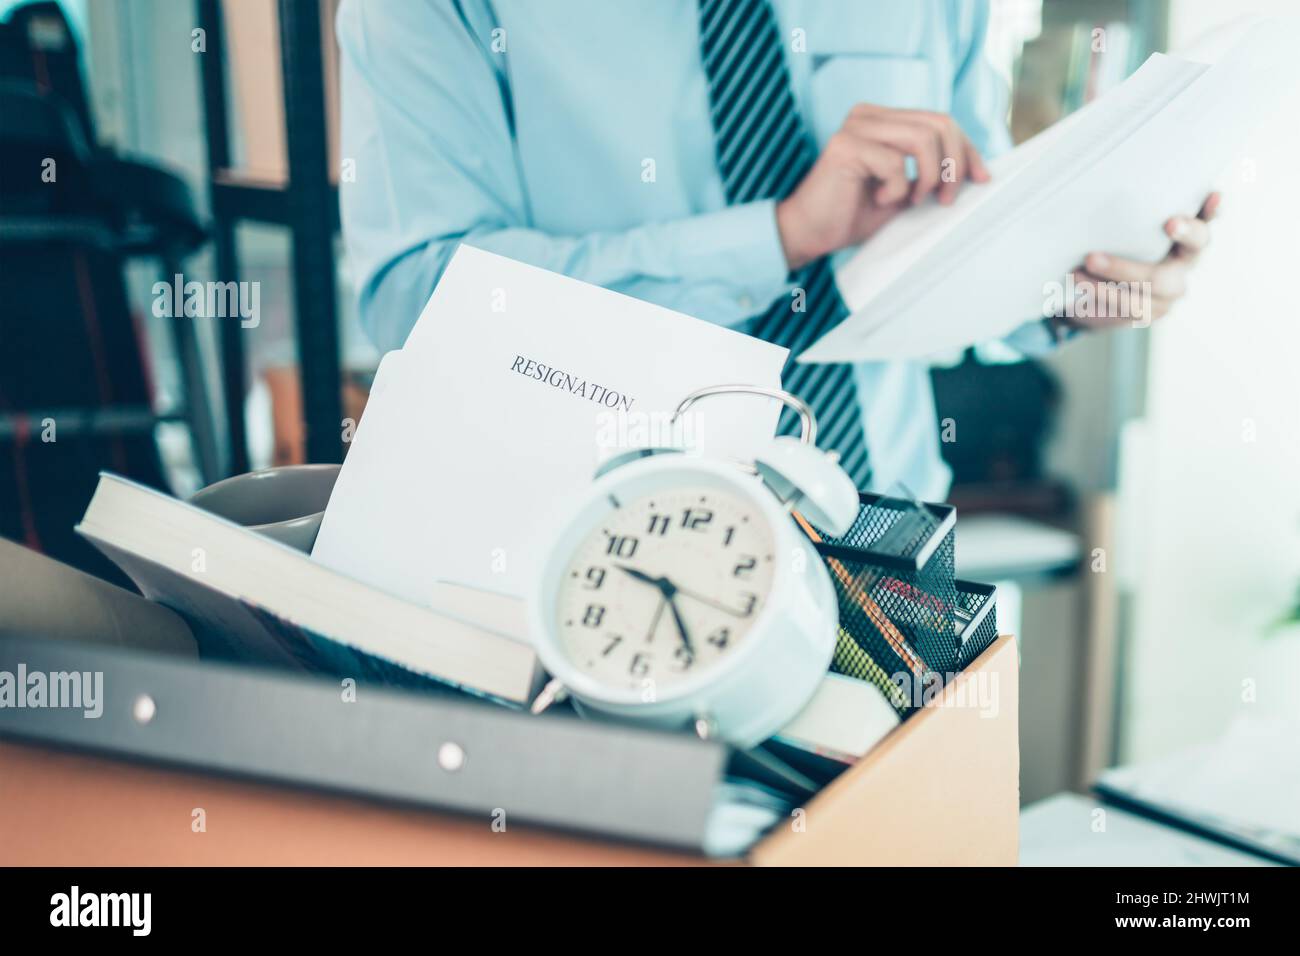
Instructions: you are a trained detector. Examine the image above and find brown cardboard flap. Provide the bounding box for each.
[0,740,706,866]
[750,634,1019,866]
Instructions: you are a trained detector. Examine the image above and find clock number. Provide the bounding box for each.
[646,513,670,536]
[604,534,639,558]
[738,592,758,617]
[673,645,695,671]
[722,526,736,547]
[583,566,606,590]
[582,604,606,628]
[602,635,623,657]
[629,653,650,677]
[733,555,757,578]
[707,627,730,649]
[681,508,713,531]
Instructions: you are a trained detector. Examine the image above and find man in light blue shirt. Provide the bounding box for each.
[336,0,1216,500]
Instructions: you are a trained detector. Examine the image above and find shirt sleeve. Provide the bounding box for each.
[336,0,791,354]
[947,0,1014,161]
[999,319,1058,357]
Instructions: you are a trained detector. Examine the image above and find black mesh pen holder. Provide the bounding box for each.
[810,493,960,703]
[954,579,999,670]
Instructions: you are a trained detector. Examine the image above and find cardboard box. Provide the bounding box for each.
[0,635,1017,866]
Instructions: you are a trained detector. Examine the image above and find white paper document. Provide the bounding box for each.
[802,20,1297,363]
[311,245,788,606]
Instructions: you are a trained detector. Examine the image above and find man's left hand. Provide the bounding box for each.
[1066,192,1221,330]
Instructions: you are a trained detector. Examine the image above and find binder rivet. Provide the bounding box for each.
[132,694,156,725]
[437,741,466,772]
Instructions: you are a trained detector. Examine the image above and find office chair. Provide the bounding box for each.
[930,349,1069,516]
[0,2,217,585]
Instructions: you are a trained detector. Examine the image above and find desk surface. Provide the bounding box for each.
[1020,793,1277,867]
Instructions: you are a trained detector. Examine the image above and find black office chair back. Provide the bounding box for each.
[0,7,173,586]
[0,1,96,141]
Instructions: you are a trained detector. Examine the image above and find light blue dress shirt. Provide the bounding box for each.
[336,0,1053,501]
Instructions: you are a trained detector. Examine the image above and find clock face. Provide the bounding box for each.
[556,484,777,696]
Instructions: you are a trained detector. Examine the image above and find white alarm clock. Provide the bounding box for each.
[529,386,859,748]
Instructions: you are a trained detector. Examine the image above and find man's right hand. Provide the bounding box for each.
[775,103,990,271]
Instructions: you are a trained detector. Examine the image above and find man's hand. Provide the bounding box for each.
[776,103,990,271]
[1064,192,1221,330]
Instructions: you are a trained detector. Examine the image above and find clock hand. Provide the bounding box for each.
[615,564,664,589]
[644,595,667,644]
[615,566,704,651]
[615,565,675,646]
[666,595,695,657]
[674,586,750,618]
[618,563,745,622]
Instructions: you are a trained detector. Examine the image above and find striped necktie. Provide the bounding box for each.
[698,0,871,488]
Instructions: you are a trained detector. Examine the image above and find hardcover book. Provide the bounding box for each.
[76,473,543,705]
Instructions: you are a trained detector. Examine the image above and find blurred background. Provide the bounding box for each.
[1,0,1297,810]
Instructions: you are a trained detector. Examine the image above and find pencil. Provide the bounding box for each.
[792,510,928,679]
